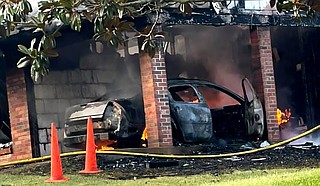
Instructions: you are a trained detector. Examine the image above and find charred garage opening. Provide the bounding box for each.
[2,11,320,162]
[271,27,320,143]
[0,24,276,159]
[62,25,268,150]
[0,51,12,155]
[164,25,266,144]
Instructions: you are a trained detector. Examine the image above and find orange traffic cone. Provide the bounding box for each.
[46,123,68,182]
[79,117,102,174]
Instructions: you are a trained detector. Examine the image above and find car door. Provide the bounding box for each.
[196,84,245,139]
[168,85,212,143]
[242,78,265,138]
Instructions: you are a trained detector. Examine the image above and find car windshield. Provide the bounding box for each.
[197,85,240,109]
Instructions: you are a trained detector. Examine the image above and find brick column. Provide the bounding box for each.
[250,26,280,143]
[139,52,172,147]
[0,69,32,162]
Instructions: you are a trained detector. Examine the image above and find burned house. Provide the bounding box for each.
[1,0,320,163]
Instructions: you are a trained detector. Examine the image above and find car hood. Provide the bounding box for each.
[65,101,110,123]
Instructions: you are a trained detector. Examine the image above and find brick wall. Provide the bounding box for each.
[250,26,280,142]
[0,69,32,163]
[139,52,172,147]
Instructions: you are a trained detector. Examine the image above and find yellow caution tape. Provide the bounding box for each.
[1,124,319,167]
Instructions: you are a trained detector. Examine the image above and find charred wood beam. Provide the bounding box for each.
[160,8,320,27]
[24,68,40,157]
[3,7,320,69]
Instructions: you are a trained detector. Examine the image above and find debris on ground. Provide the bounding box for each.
[260,141,271,148]
[1,144,320,180]
[240,142,257,150]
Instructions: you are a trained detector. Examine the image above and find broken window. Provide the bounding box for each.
[169,86,200,103]
[197,86,240,109]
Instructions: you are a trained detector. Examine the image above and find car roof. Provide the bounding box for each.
[168,78,220,86]
[167,78,244,102]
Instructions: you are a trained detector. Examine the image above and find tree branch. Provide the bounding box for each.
[121,0,226,6]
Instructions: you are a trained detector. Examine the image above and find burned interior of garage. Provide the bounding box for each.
[0,24,263,156]
[164,26,260,142]
[165,25,252,96]
[0,53,11,155]
[271,27,320,144]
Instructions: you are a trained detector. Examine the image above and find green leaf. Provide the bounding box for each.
[9,23,15,31]
[307,9,316,18]
[276,2,283,13]
[99,8,104,17]
[0,25,6,38]
[0,15,4,23]
[118,8,123,19]
[17,45,30,55]
[112,17,120,27]
[106,3,119,18]
[17,56,31,68]
[60,0,73,9]
[59,13,70,25]
[53,31,62,37]
[103,32,112,41]
[25,1,33,12]
[123,7,134,18]
[33,58,40,70]
[70,13,81,32]
[31,16,40,25]
[30,38,36,50]
[43,49,59,57]
[82,10,92,22]
[282,2,294,11]
[118,21,134,31]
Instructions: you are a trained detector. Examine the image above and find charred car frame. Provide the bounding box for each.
[63,78,265,148]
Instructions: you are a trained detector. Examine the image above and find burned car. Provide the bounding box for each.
[63,78,265,148]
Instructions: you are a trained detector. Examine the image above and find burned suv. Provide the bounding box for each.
[63,78,265,148]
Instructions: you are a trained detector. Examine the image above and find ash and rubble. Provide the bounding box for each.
[1,142,320,180]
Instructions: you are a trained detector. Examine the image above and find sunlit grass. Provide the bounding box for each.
[1,168,320,186]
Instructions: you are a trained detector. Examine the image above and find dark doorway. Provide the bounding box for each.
[271,27,320,141]
[0,50,11,145]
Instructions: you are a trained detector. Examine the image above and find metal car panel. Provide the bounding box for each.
[169,85,212,143]
[242,78,265,138]
[65,101,109,122]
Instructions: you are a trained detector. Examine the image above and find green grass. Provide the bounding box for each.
[1,168,320,186]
